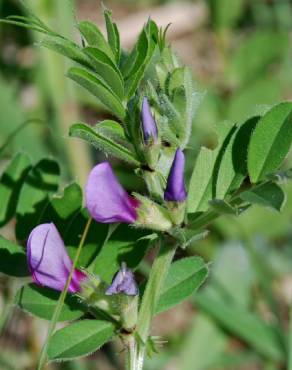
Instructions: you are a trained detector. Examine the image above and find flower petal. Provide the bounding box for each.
[164,148,187,202]
[85,162,139,223]
[27,223,85,293]
[106,264,138,296]
[141,97,158,144]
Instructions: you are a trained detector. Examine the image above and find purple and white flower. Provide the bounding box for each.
[86,162,173,231]
[27,223,86,293]
[106,263,138,296]
[85,162,140,224]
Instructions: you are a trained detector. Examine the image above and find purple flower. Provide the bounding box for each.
[85,162,139,223]
[106,263,138,296]
[141,97,158,144]
[164,148,187,202]
[27,223,86,293]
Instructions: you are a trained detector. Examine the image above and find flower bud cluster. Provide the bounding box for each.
[83,97,187,231]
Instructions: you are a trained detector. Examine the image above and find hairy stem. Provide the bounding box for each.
[132,238,176,370]
[37,217,92,370]
[125,335,139,370]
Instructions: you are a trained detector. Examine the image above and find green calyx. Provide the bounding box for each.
[133,193,172,231]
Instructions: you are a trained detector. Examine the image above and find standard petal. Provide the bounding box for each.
[27,223,85,293]
[164,148,187,202]
[85,162,139,223]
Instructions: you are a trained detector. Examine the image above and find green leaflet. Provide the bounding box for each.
[158,93,182,138]
[155,256,208,314]
[240,182,286,212]
[209,199,237,215]
[78,20,115,62]
[104,9,120,64]
[187,121,236,213]
[67,67,126,120]
[248,102,292,183]
[15,284,85,322]
[95,119,127,143]
[83,47,124,100]
[216,116,259,199]
[40,35,93,69]
[69,122,140,166]
[188,146,218,213]
[47,319,115,361]
[167,67,200,148]
[122,21,157,98]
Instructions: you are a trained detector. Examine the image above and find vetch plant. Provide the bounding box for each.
[1,5,292,370]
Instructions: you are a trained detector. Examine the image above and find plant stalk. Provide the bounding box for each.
[125,335,140,370]
[129,237,176,370]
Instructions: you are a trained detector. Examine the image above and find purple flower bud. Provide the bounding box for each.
[164,148,187,202]
[85,162,140,224]
[141,97,158,144]
[27,223,86,293]
[106,263,138,296]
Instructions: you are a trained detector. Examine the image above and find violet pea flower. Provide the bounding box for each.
[164,148,187,202]
[85,162,139,224]
[27,223,86,293]
[106,263,138,296]
[141,97,158,145]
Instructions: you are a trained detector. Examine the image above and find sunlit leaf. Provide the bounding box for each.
[248,102,292,183]
[15,284,85,321]
[67,67,126,120]
[47,319,115,361]
[69,122,139,166]
[78,20,115,62]
[240,182,286,212]
[156,256,208,314]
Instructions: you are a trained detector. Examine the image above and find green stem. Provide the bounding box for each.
[134,238,176,370]
[37,217,92,370]
[125,335,139,370]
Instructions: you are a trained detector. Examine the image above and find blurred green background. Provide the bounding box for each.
[1,0,292,369]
